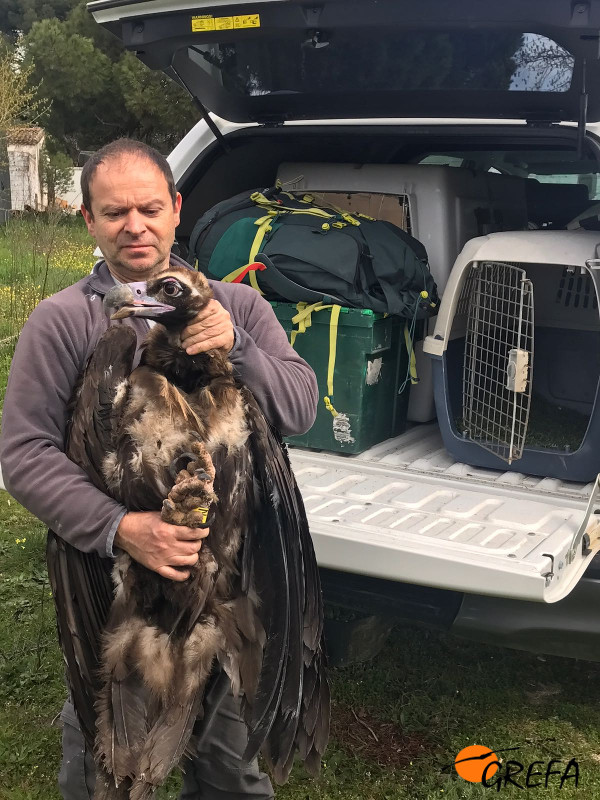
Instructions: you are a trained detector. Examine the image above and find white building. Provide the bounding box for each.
[6,127,45,211]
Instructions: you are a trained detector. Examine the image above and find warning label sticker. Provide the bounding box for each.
[191,15,215,32]
[233,14,260,28]
[215,16,233,30]
[192,13,260,32]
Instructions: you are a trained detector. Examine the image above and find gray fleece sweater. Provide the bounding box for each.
[0,256,318,557]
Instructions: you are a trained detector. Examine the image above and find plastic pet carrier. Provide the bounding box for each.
[423,230,600,483]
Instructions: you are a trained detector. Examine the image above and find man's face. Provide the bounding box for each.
[81,155,182,282]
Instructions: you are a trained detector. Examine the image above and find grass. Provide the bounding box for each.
[2,493,600,799]
[0,212,94,412]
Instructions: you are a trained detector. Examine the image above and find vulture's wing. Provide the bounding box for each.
[66,325,137,490]
[47,533,114,746]
[47,324,137,748]
[240,391,330,783]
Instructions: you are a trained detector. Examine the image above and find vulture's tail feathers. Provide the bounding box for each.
[109,673,152,777]
[101,607,223,796]
[130,691,204,800]
[93,765,131,800]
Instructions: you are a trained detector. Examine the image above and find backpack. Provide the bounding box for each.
[188,187,439,320]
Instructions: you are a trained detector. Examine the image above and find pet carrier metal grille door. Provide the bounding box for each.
[462,262,534,464]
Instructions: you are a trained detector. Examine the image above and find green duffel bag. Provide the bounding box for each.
[188,186,439,320]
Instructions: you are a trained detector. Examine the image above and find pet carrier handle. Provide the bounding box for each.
[506,349,529,393]
[254,252,346,306]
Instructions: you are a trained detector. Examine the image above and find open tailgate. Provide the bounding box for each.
[289,425,600,603]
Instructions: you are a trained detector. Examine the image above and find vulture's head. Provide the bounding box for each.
[104,267,213,329]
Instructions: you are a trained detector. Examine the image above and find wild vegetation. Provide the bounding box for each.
[0,213,93,409]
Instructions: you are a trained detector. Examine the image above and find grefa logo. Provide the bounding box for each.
[451,743,579,791]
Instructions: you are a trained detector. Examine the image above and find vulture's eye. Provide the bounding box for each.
[162,280,183,298]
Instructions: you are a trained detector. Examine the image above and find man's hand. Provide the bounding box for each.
[115,511,209,582]
[181,299,235,355]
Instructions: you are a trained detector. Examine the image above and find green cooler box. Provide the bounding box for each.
[271,301,411,454]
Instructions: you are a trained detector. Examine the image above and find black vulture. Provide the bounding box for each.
[47,266,329,799]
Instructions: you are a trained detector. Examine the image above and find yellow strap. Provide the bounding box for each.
[222,264,250,283]
[327,305,341,397]
[221,214,275,291]
[247,270,261,293]
[301,195,362,226]
[404,323,419,385]
[323,397,338,417]
[290,301,331,346]
[251,192,336,220]
[243,215,275,294]
[289,302,341,416]
[251,189,362,227]
[249,215,273,261]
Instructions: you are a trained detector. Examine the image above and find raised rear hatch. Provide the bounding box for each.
[88,0,600,124]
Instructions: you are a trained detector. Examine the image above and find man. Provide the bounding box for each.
[0,138,318,799]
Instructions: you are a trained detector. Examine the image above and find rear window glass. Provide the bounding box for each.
[187,31,574,97]
[418,151,600,200]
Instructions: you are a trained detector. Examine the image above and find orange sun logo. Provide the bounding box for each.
[454,745,499,783]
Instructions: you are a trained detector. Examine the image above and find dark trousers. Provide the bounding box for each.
[58,688,274,799]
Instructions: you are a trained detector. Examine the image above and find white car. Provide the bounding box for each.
[89,0,600,661]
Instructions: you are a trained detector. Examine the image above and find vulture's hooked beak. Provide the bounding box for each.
[105,282,175,320]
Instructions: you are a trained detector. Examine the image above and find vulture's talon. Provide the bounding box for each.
[194,469,211,482]
[168,452,198,481]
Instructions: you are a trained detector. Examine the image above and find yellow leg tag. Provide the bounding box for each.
[192,507,210,524]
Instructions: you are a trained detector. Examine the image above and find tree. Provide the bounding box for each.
[0,0,79,41]
[0,45,42,132]
[24,18,122,157]
[115,52,199,151]
[21,8,198,155]
[42,145,73,206]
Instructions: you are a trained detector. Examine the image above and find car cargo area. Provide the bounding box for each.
[172,122,600,602]
[175,124,600,250]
